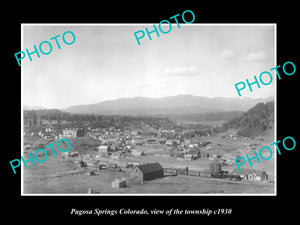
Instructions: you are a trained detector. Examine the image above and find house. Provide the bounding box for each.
[130,130,142,136]
[131,150,144,156]
[63,128,84,137]
[144,138,160,148]
[43,131,55,140]
[199,151,210,159]
[165,140,173,146]
[220,154,236,164]
[232,168,268,181]
[130,162,164,183]
[112,177,127,188]
[183,154,194,161]
[188,141,199,148]
[61,152,70,160]
[98,145,110,155]
[110,152,122,159]
[45,127,54,132]
[69,151,79,157]
[211,153,221,159]
[165,139,180,149]
[132,138,144,146]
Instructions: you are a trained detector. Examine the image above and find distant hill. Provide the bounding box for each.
[222,101,275,137]
[23,109,177,130]
[63,95,274,115]
[162,111,244,123]
[24,105,46,110]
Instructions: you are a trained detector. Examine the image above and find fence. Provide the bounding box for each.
[164,167,241,180]
[163,167,213,178]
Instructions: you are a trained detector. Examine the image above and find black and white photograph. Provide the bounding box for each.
[4,3,299,221]
[21,24,276,195]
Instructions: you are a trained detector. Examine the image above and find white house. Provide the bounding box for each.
[232,168,268,181]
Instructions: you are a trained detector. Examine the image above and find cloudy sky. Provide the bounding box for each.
[22,24,275,108]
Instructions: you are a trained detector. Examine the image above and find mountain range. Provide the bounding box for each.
[62,95,274,115]
[24,105,46,110]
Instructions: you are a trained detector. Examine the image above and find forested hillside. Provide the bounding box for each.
[221,101,274,137]
[23,109,177,130]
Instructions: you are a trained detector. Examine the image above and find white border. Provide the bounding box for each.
[21,23,277,196]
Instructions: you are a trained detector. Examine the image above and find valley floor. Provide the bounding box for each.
[23,132,276,195]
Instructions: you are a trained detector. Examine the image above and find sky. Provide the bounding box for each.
[22,24,275,109]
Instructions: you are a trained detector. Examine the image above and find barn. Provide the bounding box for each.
[130,162,164,183]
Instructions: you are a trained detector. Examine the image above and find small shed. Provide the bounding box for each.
[98,145,109,155]
[130,162,164,183]
[111,177,127,188]
[131,150,144,156]
[86,170,96,176]
[70,151,79,157]
[183,154,193,161]
[165,140,173,146]
[61,152,70,159]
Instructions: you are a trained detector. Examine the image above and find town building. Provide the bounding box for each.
[63,128,84,137]
[232,168,268,181]
[110,152,122,159]
[132,138,145,146]
[98,145,110,155]
[199,151,210,159]
[165,140,173,146]
[112,177,127,188]
[130,162,164,183]
[183,154,196,161]
[131,150,144,156]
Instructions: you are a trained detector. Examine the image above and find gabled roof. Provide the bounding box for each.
[233,168,267,177]
[135,163,163,174]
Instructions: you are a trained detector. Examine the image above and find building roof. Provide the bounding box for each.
[135,163,163,174]
[232,168,267,177]
[131,150,144,156]
[64,128,80,130]
[165,140,173,145]
[98,145,109,150]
